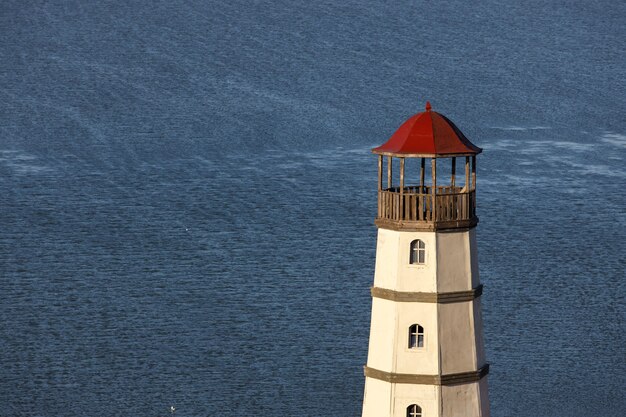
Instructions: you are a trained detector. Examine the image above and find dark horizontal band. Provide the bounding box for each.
[364,364,489,386]
[371,285,482,303]
[374,217,478,232]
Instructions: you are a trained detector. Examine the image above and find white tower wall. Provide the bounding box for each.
[362,227,489,417]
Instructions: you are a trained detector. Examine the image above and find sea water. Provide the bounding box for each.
[1,1,624,416]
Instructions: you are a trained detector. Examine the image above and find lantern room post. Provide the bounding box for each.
[471,155,477,191]
[399,158,405,219]
[465,156,470,190]
[431,158,437,222]
[377,155,383,191]
[377,155,383,218]
[464,156,470,218]
[451,157,456,187]
[471,155,477,216]
[420,158,425,193]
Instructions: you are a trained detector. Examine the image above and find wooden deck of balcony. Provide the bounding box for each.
[376,185,477,231]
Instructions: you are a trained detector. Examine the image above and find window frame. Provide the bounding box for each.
[408,324,425,349]
[407,404,422,417]
[409,239,426,265]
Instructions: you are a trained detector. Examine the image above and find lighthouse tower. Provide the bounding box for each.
[361,102,489,417]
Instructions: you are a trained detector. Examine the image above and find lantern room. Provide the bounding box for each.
[373,102,481,231]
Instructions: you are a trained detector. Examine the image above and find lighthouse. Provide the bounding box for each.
[361,102,489,417]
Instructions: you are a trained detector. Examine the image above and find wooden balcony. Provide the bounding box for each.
[376,185,477,231]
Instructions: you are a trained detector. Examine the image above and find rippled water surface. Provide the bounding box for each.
[1,1,625,416]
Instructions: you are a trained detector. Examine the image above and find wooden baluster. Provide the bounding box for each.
[382,192,389,219]
[417,193,421,221]
[395,192,399,220]
[406,187,410,221]
[417,193,426,220]
[404,194,408,220]
[449,193,453,220]
[381,191,384,219]
[452,193,456,220]
[450,191,454,220]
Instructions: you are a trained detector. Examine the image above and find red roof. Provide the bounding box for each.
[373,102,482,157]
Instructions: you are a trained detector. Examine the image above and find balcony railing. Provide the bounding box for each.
[377,185,476,227]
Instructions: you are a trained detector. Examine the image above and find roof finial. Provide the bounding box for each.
[425,101,432,112]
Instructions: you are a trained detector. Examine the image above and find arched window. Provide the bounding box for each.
[408,324,424,348]
[410,239,426,264]
[407,404,422,417]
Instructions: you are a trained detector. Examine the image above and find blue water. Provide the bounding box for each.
[1,1,625,416]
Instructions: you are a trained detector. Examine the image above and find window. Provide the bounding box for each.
[407,404,422,417]
[408,324,424,348]
[410,239,426,264]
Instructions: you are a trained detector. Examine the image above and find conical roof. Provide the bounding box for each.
[372,102,482,157]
